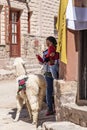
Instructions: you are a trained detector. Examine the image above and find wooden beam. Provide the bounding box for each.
[73,0,87,7]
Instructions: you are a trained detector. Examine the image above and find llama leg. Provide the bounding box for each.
[25,98,32,120]
[32,110,39,128]
[26,83,39,127]
[28,95,39,127]
[39,88,46,110]
[14,95,23,121]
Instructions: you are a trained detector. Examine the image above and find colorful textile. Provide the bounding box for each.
[17,77,28,94]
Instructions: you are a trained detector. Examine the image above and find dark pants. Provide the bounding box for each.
[45,76,54,111]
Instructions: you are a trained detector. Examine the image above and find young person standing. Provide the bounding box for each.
[36,36,59,115]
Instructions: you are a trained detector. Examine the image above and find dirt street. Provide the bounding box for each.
[0,80,55,130]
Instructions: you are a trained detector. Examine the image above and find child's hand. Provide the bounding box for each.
[50,52,55,57]
[36,54,39,57]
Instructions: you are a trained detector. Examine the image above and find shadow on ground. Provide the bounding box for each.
[8,103,56,127]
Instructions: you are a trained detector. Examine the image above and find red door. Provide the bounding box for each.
[9,11,20,57]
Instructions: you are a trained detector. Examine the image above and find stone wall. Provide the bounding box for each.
[54,80,87,127]
[29,0,59,37]
[23,34,47,58]
[0,0,29,58]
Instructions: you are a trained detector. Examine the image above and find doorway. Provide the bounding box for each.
[79,30,87,100]
[9,10,20,57]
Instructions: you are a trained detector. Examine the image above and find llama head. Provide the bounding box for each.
[13,57,26,77]
[13,57,25,66]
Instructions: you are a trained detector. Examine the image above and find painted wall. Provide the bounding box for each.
[59,29,78,81]
[65,30,78,81]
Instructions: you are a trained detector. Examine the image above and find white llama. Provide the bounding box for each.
[13,57,46,127]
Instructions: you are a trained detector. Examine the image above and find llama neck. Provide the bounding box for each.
[16,63,26,77]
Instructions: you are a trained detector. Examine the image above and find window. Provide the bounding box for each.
[28,12,30,33]
[54,16,58,37]
[9,10,20,57]
[11,12,17,44]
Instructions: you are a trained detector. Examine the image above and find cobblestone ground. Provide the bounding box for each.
[0,80,55,130]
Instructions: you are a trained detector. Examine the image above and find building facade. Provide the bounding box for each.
[59,0,87,104]
[0,0,59,68]
[54,0,87,127]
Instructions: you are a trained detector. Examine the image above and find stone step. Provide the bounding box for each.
[0,67,41,80]
[0,69,15,80]
[5,63,41,72]
[25,63,42,69]
[27,68,41,74]
[53,80,87,128]
[61,103,87,127]
[24,57,39,64]
[0,57,39,69]
[41,121,87,130]
[0,57,42,80]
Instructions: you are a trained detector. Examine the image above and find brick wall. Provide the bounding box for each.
[54,80,87,127]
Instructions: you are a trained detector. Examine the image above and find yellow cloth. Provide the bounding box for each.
[56,0,68,64]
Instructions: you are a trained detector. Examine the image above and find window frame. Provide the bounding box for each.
[54,16,58,37]
[28,11,32,33]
